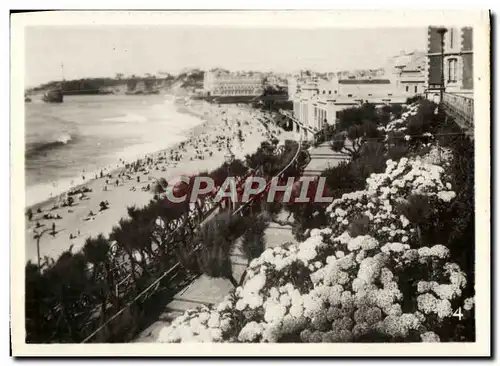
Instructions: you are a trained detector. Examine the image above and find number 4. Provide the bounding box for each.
[453,307,463,321]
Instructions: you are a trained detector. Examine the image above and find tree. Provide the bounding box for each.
[336,103,379,131]
[82,234,116,322]
[196,212,240,287]
[241,215,269,261]
[330,125,365,160]
[152,182,165,194]
[43,249,90,341]
[330,119,381,160]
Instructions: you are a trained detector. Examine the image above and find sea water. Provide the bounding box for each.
[25,94,204,207]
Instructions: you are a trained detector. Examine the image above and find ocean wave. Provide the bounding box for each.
[25,133,73,158]
[101,113,148,123]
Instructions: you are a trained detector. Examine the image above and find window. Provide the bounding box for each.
[388,93,393,96]
[347,94,353,97]
[368,93,372,96]
[405,86,409,92]
[328,90,332,95]
[449,28,454,49]
[414,85,418,93]
[447,58,458,83]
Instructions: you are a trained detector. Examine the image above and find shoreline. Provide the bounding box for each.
[25,100,208,212]
[24,99,293,263]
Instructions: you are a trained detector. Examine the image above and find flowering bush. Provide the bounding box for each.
[156,151,473,343]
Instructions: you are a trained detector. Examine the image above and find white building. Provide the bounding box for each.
[291,76,407,132]
[386,50,427,95]
[289,51,427,132]
[204,70,264,97]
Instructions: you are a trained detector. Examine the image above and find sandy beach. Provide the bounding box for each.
[24,99,296,263]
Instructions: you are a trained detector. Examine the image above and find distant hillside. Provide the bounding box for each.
[26,70,205,96]
[175,68,205,90]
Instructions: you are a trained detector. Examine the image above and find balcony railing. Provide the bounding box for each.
[442,91,474,131]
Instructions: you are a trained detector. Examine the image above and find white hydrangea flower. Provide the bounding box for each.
[429,244,450,259]
[238,321,264,342]
[421,331,441,342]
[279,294,291,307]
[269,287,280,300]
[435,299,453,318]
[437,190,456,202]
[434,284,460,300]
[289,304,304,318]
[417,281,438,293]
[417,293,438,314]
[381,242,409,253]
[264,301,287,323]
[464,297,475,311]
[235,299,247,311]
[400,215,410,228]
[207,312,220,328]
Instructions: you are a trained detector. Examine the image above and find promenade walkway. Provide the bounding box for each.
[302,141,347,177]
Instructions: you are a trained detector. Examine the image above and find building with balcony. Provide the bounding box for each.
[203,70,264,97]
[425,26,474,133]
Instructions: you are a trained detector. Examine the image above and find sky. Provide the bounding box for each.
[25,26,427,88]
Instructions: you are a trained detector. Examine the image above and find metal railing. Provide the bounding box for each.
[442,92,474,130]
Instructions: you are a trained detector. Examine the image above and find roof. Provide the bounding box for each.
[338,79,391,85]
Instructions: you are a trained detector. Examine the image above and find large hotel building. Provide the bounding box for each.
[203,70,264,97]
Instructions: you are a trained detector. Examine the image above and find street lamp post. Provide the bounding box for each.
[437,27,448,104]
[224,147,235,212]
[33,228,51,271]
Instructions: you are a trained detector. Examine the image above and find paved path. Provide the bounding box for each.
[303,141,347,177]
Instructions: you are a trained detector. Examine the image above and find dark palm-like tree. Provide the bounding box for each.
[43,248,90,342]
[196,212,239,287]
[83,234,116,320]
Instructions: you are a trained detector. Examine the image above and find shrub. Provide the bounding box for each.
[241,215,269,261]
[322,161,361,199]
[336,103,379,131]
[196,212,238,286]
[347,214,370,237]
